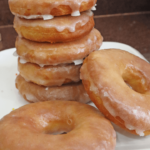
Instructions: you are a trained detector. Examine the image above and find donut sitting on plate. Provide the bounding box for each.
[80,49,150,136]
[0,101,116,150]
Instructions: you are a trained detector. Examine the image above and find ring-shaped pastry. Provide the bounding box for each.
[80,49,150,136]
[18,58,81,86]
[15,75,90,104]
[9,0,97,18]
[16,28,103,65]
[14,11,94,43]
[0,100,116,150]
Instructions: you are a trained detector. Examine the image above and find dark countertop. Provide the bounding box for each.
[94,12,150,61]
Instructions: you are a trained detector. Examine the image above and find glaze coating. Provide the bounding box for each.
[16,28,103,65]
[14,11,94,43]
[0,100,116,150]
[18,58,81,86]
[15,75,91,104]
[80,49,150,136]
[9,0,97,17]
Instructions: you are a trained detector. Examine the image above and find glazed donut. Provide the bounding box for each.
[80,49,150,136]
[16,28,103,65]
[0,100,116,150]
[9,0,97,18]
[18,58,81,86]
[14,11,94,43]
[15,75,90,104]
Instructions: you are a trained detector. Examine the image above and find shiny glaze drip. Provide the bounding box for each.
[91,4,97,11]
[25,94,36,101]
[19,58,27,64]
[19,58,83,66]
[125,124,145,136]
[39,64,45,68]
[73,59,83,65]
[15,14,54,20]
[42,15,54,20]
[71,11,81,17]
[15,4,96,19]
[36,59,84,67]
[11,0,96,17]
[13,51,18,57]
[45,87,49,91]
[14,11,93,33]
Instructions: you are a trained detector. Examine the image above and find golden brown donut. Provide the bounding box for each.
[14,11,94,43]
[18,58,81,86]
[16,28,103,65]
[9,0,97,17]
[15,75,90,104]
[0,100,116,150]
[80,49,150,136]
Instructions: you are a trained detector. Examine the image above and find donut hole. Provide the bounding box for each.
[52,131,67,135]
[44,120,74,135]
[122,68,149,94]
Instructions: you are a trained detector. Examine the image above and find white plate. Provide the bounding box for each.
[0,42,150,150]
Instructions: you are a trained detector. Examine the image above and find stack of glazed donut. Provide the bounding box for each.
[3,2,117,150]
[9,0,103,103]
